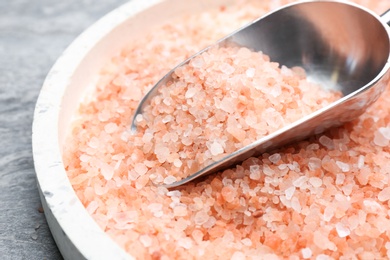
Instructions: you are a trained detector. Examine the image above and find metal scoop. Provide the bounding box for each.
[131,0,390,188]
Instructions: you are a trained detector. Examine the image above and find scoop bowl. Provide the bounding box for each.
[131,0,390,188]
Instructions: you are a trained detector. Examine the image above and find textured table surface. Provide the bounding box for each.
[0,1,127,259]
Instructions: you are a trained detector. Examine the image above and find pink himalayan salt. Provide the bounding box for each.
[301,248,312,259]
[137,45,340,184]
[378,187,390,202]
[62,0,390,259]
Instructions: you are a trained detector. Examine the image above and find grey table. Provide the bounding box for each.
[0,1,128,259]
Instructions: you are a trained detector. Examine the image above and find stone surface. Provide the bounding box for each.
[0,0,128,259]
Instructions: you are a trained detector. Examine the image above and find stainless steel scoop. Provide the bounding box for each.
[131,0,390,188]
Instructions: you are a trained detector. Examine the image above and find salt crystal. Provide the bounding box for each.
[79,154,91,163]
[293,176,307,187]
[316,254,331,260]
[174,205,188,217]
[163,175,177,185]
[270,85,282,98]
[220,97,235,114]
[278,164,288,170]
[336,161,350,172]
[249,165,261,180]
[301,248,312,259]
[308,157,321,171]
[178,237,193,249]
[140,235,153,247]
[285,186,295,200]
[192,229,203,244]
[378,187,390,202]
[291,197,301,212]
[88,137,100,149]
[307,143,320,150]
[335,174,345,185]
[185,87,197,99]
[166,190,181,198]
[194,210,209,225]
[219,62,235,74]
[323,206,334,222]
[269,153,281,164]
[313,231,335,251]
[363,199,382,212]
[281,65,292,76]
[241,238,252,247]
[134,163,148,175]
[245,68,255,78]
[98,110,110,122]
[202,216,216,229]
[191,57,204,68]
[101,163,114,180]
[86,201,99,214]
[231,251,245,260]
[104,122,118,134]
[379,127,390,139]
[130,167,144,180]
[374,128,390,147]
[263,165,275,176]
[155,145,170,163]
[309,177,322,188]
[162,115,173,123]
[209,141,224,156]
[135,113,144,123]
[357,155,365,169]
[173,158,183,168]
[163,96,173,106]
[142,133,153,143]
[335,222,350,237]
[342,183,353,196]
[222,231,235,244]
[319,135,334,150]
[147,203,163,218]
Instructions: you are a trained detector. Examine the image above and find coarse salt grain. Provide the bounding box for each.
[285,186,295,200]
[249,165,261,180]
[293,176,307,188]
[134,163,148,175]
[185,87,198,99]
[140,235,153,247]
[316,254,331,260]
[104,122,118,134]
[269,153,281,164]
[378,187,390,202]
[301,248,312,259]
[194,210,209,226]
[231,251,246,260]
[241,238,252,247]
[319,135,334,150]
[335,174,345,185]
[374,127,390,146]
[163,175,177,185]
[335,222,351,238]
[336,161,350,172]
[323,206,335,222]
[245,68,255,78]
[209,140,224,156]
[309,177,322,188]
[178,237,193,249]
